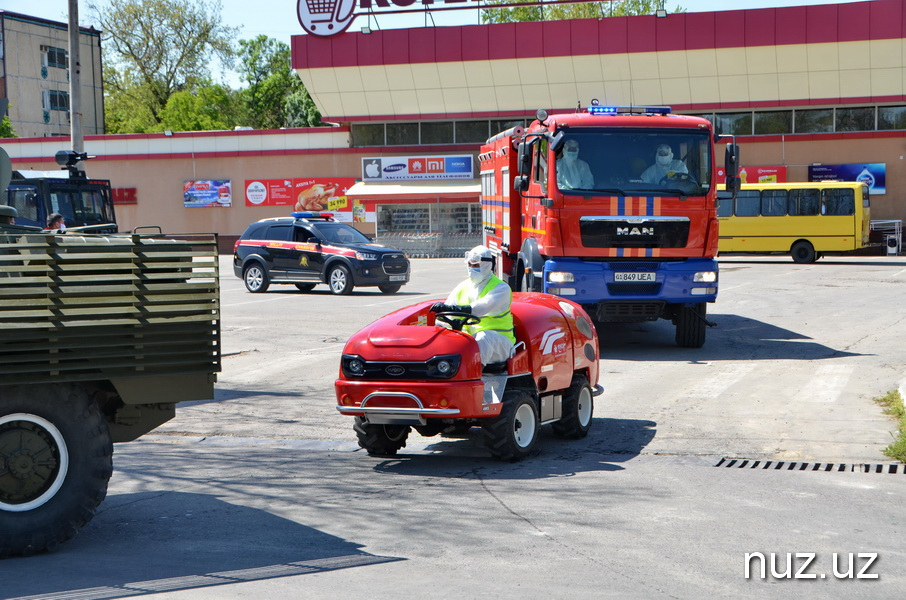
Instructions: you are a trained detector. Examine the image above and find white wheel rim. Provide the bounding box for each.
[577,387,593,427]
[0,413,69,512]
[246,268,262,290]
[513,403,536,448]
[331,269,346,291]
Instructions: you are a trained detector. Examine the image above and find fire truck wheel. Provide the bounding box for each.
[328,264,354,295]
[790,241,816,264]
[675,303,707,348]
[353,417,409,456]
[482,389,539,461]
[552,375,593,439]
[0,384,112,558]
[243,262,270,293]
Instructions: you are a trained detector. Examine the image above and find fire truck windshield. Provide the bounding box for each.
[554,128,712,197]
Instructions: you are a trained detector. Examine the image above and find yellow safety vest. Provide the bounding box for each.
[452,275,516,344]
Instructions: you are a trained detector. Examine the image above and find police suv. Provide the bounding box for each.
[233,212,410,294]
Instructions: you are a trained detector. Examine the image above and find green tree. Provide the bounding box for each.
[236,35,321,129]
[90,0,239,132]
[157,84,239,132]
[0,114,17,138]
[482,0,684,24]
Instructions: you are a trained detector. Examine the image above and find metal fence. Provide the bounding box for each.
[375,232,482,258]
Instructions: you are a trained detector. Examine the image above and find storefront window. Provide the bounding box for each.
[490,120,525,135]
[795,109,833,133]
[754,111,792,135]
[878,106,906,130]
[375,202,483,257]
[455,121,489,144]
[714,112,752,136]
[386,122,419,145]
[351,124,384,146]
[421,122,454,144]
[835,107,875,132]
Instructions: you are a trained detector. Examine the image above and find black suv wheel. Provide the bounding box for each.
[243,262,269,293]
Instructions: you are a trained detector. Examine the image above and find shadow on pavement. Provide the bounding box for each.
[372,417,657,479]
[598,314,869,361]
[2,492,400,600]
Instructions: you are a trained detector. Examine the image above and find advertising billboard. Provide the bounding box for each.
[244,177,367,222]
[715,166,787,184]
[808,163,886,195]
[361,155,474,181]
[184,180,231,208]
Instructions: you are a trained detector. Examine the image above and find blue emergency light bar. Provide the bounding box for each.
[587,105,672,115]
[291,212,334,219]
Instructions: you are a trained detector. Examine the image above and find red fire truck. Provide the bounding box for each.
[479,103,739,348]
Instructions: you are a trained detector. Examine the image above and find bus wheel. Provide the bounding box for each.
[791,241,816,264]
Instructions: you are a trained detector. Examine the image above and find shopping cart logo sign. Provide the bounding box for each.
[297,0,356,37]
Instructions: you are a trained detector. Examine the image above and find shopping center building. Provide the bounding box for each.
[4,0,906,251]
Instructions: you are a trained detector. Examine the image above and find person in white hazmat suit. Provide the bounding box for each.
[429,246,516,366]
[556,139,595,190]
[640,143,688,184]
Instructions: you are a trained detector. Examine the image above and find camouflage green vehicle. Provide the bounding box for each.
[0,226,220,557]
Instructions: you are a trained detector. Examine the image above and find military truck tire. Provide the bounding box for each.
[0,384,113,558]
[353,417,409,456]
[675,302,707,348]
[552,374,594,439]
[243,262,270,293]
[482,389,539,461]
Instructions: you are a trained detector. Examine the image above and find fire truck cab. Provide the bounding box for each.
[479,102,739,348]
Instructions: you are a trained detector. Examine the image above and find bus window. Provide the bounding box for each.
[862,185,870,208]
[717,197,733,217]
[761,189,788,216]
[822,189,855,215]
[789,189,819,216]
[735,190,760,216]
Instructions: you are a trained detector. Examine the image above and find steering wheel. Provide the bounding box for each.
[435,311,481,332]
[658,172,696,186]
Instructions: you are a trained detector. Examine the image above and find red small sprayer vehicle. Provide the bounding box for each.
[335,293,602,460]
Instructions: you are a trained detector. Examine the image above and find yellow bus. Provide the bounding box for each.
[716,181,870,263]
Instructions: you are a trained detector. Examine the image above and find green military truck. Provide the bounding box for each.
[0,226,220,557]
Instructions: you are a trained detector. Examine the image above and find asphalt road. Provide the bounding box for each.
[3,254,905,599]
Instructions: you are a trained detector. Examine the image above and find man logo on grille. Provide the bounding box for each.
[297,0,356,37]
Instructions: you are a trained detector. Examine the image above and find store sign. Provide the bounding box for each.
[111,187,137,205]
[362,155,473,181]
[808,163,886,195]
[184,180,231,208]
[715,166,787,184]
[244,177,365,222]
[297,0,484,37]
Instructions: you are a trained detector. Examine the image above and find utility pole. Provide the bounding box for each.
[68,0,84,171]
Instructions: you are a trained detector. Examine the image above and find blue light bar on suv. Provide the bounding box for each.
[587,105,672,115]
[291,212,335,220]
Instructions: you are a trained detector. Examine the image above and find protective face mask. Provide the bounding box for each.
[656,154,672,167]
[468,267,484,282]
[564,150,578,161]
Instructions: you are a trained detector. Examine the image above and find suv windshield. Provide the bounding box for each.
[311,222,372,245]
[554,127,712,197]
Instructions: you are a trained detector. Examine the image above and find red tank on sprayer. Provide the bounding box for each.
[479,102,740,347]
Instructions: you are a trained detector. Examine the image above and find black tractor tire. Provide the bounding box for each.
[675,302,707,348]
[791,240,817,264]
[328,264,354,295]
[294,283,316,292]
[353,417,409,456]
[482,389,539,461]
[243,262,270,293]
[552,374,594,439]
[0,384,113,558]
[378,284,402,294]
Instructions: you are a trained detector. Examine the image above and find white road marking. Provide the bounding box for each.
[796,363,854,403]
